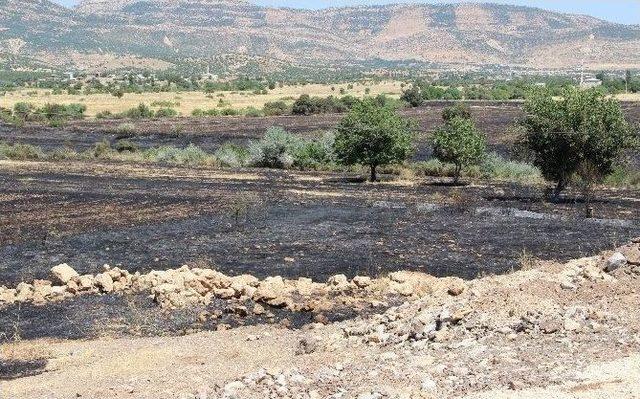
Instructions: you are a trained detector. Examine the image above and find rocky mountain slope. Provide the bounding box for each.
[1,0,639,72]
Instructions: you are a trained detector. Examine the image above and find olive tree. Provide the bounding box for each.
[432,116,486,184]
[521,88,633,198]
[334,100,414,182]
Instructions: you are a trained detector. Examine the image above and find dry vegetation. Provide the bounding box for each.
[0,81,404,117]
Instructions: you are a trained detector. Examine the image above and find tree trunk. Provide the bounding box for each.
[453,164,462,185]
[552,178,566,201]
[370,164,377,182]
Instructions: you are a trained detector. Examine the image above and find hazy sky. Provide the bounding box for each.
[51,0,640,25]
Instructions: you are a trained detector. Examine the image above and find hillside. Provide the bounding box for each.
[1,0,639,72]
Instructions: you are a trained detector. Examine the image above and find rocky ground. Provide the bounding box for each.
[2,238,640,398]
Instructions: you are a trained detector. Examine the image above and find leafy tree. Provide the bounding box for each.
[432,116,486,184]
[520,88,633,197]
[400,85,423,107]
[442,103,471,122]
[334,100,414,182]
[291,94,314,115]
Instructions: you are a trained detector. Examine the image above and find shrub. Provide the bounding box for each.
[480,153,541,182]
[123,103,154,119]
[0,142,43,160]
[263,101,289,116]
[115,123,136,136]
[520,88,634,197]
[215,143,250,167]
[334,100,414,181]
[220,108,240,116]
[400,85,423,107]
[295,132,336,169]
[13,102,37,121]
[154,107,178,118]
[244,107,263,117]
[39,103,86,121]
[432,116,486,184]
[96,110,114,119]
[248,127,302,168]
[92,139,113,158]
[115,139,139,153]
[442,103,472,122]
[147,144,214,166]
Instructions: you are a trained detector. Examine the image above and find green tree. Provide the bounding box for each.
[432,116,486,184]
[520,88,633,197]
[442,103,472,122]
[400,85,423,107]
[334,100,414,182]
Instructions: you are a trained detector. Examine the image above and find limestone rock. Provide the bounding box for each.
[51,264,79,284]
[95,273,114,293]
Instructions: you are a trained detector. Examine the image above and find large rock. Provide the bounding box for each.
[619,244,640,266]
[95,273,114,293]
[605,252,627,272]
[51,264,79,284]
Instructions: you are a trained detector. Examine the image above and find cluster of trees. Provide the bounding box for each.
[331,89,636,216]
[0,102,87,126]
[597,71,640,94]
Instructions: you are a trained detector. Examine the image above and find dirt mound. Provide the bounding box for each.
[2,239,640,398]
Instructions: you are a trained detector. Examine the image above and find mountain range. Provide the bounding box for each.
[1,0,639,74]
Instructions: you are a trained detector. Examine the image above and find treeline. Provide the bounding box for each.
[0,102,86,126]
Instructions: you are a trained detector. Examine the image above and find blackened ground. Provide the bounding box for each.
[1,161,638,285]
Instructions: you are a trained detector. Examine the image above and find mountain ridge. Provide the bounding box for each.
[1,0,639,73]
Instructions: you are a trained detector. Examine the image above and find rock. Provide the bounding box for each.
[421,377,437,392]
[560,281,577,290]
[352,276,372,288]
[95,273,114,293]
[51,264,79,284]
[447,279,466,296]
[253,304,266,315]
[563,319,581,332]
[605,252,627,272]
[394,282,414,296]
[296,337,320,355]
[214,288,236,299]
[388,272,409,283]
[15,283,33,302]
[253,277,285,302]
[619,244,640,266]
[77,275,95,290]
[327,274,349,289]
[539,318,562,334]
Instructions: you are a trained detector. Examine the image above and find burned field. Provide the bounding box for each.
[1,102,639,342]
[9,101,640,160]
[1,159,639,340]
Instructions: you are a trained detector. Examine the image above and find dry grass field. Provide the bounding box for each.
[0,81,404,117]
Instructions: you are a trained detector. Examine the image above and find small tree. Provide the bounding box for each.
[442,103,472,122]
[432,116,486,184]
[400,85,424,107]
[520,88,632,198]
[334,100,413,182]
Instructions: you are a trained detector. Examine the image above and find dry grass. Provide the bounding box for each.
[0,81,404,118]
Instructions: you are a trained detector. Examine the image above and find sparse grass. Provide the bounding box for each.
[0,81,404,118]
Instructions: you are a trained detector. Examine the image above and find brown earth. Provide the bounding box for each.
[2,241,640,398]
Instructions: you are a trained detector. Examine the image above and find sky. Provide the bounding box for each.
[51,0,640,25]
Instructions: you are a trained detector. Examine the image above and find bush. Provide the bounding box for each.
[400,85,424,107]
[295,132,336,169]
[334,100,414,181]
[480,153,541,182]
[432,116,486,184]
[147,144,214,166]
[114,123,136,136]
[244,107,263,117]
[215,143,250,167]
[263,101,289,116]
[0,142,43,160]
[39,103,86,121]
[115,139,139,153]
[442,103,471,122]
[96,110,115,119]
[13,102,37,121]
[123,103,154,119]
[520,88,634,196]
[248,127,302,168]
[154,107,178,118]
